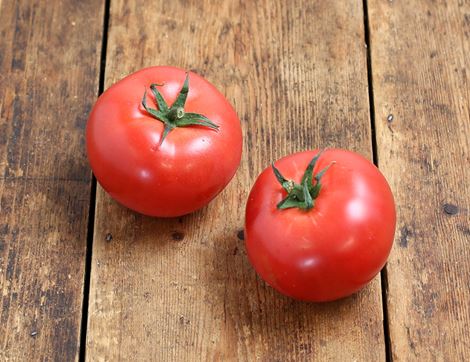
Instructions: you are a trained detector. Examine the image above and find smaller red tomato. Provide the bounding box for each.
[86,66,242,217]
[244,149,396,302]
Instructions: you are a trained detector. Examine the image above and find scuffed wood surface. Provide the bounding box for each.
[369,0,470,360]
[0,0,103,360]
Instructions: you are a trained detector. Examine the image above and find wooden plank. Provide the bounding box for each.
[87,1,385,360]
[0,1,104,360]
[368,0,470,360]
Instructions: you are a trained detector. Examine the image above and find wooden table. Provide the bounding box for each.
[1,0,469,360]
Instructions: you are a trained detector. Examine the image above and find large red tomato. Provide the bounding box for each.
[245,149,396,301]
[86,66,242,217]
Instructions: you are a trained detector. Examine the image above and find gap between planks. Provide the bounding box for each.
[362,0,392,361]
[79,0,112,360]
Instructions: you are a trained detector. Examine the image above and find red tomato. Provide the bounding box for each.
[245,149,396,302]
[86,66,242,217]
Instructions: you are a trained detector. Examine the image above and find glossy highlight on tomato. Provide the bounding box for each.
[86,66,242,217]
[244,149,396,302]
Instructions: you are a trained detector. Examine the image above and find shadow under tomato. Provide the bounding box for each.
[201,230,380,358]
[94,190,213,248]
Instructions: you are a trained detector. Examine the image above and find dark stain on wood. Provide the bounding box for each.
[162,18,177,31]
[458,225,470,236]
[443,203,459,215]
[399,226,411,248]
[11,4,29,71]
[406,326,417,354]
[5,231,18,281]
[219,21,232,40]
[6,94,25,175]
[52,308,80,361]
[171,231,185,241]
[0,224,8,252]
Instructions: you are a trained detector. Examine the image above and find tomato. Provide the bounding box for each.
[86,66,242,217]
[244,149,396,302]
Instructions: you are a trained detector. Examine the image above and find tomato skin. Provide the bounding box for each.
[86,66,242,217]
[245,149,396,302]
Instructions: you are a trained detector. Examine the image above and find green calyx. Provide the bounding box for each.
[272,150,335,211]
[141,73,219,145]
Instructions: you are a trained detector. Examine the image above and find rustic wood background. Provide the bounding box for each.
[0,0,468,361]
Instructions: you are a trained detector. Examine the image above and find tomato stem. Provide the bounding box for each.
[272,150,335,211]
[141,73,219,145]
[167,107,185,122]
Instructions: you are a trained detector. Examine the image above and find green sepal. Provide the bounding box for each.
[302,179,314,209]
[175,112,219,130]
[300,150,323,191]
[142,90,168,122]
[171,73,190,109]
[272,150,334,211]
[277,195,300,210]
[311,183,321,199]
[141,88,150,110]
[272,163,293,193]
[150,83,169,112]
[159,123,175,145]
[276,180,314,210]
[141,73,219,145]
[315,162,335,183]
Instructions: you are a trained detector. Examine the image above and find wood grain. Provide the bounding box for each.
[87,1,385,360]
[0,0,103,360]
[368,0,470,360]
